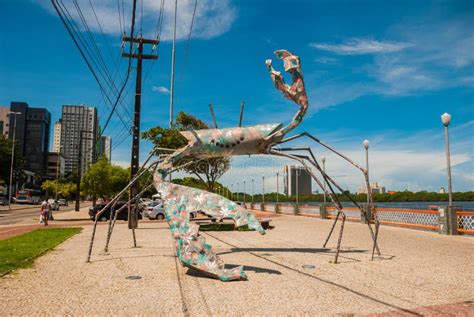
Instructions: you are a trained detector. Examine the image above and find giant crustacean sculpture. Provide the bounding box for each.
[86,50,380,282]
[152,49,381,281]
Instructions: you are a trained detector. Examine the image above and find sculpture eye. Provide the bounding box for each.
[215,142,219,146]
[236,141,240,144]
[240,137,244,141]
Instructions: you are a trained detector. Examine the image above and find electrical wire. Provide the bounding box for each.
[51,0,139,160]
[174,0,198,108]
[57,0,132,128]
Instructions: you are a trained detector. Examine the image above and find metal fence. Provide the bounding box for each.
[457,212,474,234]
[376,208,439,230]
[326,206,361,221]
[243,202,473,235]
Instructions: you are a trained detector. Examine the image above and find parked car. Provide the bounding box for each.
[88,201,143,221]
[58,199,68,206]
[138,198,153,209]
[48,199,60,211]
[143,201,196,220]
[0,196,8,206]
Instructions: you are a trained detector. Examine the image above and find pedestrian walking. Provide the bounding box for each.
[40,199,50,226]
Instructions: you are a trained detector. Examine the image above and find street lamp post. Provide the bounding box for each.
[296,168,299,205]
[363,139,370,204]
[8,112,21,210]
[236,181,239,202]
[262,176,265,204]
[55,146,63,201]
[243,181,246,204]
[231,183,233,201]
[276,172,279,203]
[251,178,254,203]
[441,113,453,206]
[321,156,326,204]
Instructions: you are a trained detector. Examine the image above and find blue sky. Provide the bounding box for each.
[0,0,473,192]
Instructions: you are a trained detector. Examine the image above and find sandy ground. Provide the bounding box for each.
[1,214,473,316]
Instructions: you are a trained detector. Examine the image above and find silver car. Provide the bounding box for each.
[143,201,196,220]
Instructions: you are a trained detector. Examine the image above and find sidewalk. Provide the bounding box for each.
[1,214,472,315]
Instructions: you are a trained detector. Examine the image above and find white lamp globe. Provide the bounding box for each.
[363,139,370,149]
[441,113,451,127]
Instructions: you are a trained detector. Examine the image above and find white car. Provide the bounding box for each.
[48,199,59,211]
[143,201,196,220]
[138,198,153,209]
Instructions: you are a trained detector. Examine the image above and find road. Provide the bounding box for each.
[0,203,91,225]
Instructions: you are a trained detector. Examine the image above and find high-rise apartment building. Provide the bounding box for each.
[46,152,65,179]
[357,182,386,194]
[60,105,98,176]
[284,165,312,196]
[99,136,112,161]
[0,106,9,138]
[52,120,62,153]
[8,102,51,175]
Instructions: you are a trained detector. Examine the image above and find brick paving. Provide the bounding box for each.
[368,300,474,316]
[1,213,472,315]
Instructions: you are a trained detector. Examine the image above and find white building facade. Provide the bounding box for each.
[60,105,98,176]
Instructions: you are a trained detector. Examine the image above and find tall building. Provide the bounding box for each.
[284,165,312,196]
[99,136,112,161]
[60,105,98,176]
[8,102,51,176]
[46,152,65,179]
[357,182,386,194]
[0,106,9,138]
[52,120,62,153]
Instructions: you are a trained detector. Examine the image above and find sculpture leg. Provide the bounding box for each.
[104,182,155,251]
[269,149,348,263]
[274,134,381,256]
[323,212,341,248]
[334,212,346,264]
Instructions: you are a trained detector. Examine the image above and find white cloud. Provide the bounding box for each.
[314,57,339,65]
[310,39,410,55]
[308,13,474,108]
[152,86,170,94]
[38,0,236,41]
[218,122,474,193]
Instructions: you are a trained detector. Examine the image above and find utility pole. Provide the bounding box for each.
[121,35,159,232]
[76,131,94,212]
[55,146,63,201]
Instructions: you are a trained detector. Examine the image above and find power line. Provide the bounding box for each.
[55,0,132,129]
[51,0,139,160]
[73,0,133,122]
[174,0,198,110]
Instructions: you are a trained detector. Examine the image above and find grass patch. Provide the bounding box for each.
[0,227,82,276]
[199,223,250,232]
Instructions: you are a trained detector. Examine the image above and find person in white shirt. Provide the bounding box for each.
[40,199,50,226]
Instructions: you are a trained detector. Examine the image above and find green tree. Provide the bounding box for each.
[109,164,130,197]
[0,135,25,185]
[81,157,131,201]
[81,157,113,201]
[41,180,57,198]
[58,182,76,200]
[142,111,231,192]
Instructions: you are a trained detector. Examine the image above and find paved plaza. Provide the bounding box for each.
[1,213,473,315]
